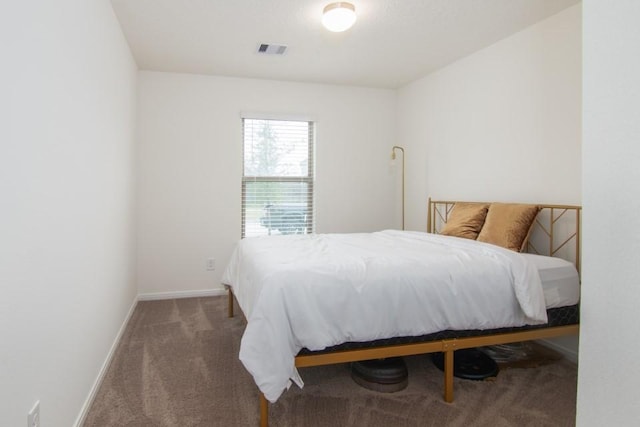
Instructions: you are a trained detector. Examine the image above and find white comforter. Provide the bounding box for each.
[222,230,547,402]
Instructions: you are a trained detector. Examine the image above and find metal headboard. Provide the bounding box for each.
[427,198,582,275]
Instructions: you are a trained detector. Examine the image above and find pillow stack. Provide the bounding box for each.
[440,202,540,252]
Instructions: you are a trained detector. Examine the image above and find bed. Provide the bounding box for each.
[222,199,581,427]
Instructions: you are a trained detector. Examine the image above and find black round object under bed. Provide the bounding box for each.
[351,357,408,392]
[431,348,499,380]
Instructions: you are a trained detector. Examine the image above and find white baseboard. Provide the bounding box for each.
[73,296,138,427]
[137,288,227,301]
[537,338,579,364]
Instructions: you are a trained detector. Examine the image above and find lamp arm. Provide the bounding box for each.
[391,146,405,230]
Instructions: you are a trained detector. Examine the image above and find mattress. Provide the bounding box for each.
[298,304,579,356]
[298,253,581,356]
[521,253,580,309]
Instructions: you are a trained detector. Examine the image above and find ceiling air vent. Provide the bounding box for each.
[257,44,287,55]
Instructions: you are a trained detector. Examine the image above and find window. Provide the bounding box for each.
[242,118,314,238]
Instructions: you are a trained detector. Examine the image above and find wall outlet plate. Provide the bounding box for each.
[28,401,40,427]
[206,258,216,271]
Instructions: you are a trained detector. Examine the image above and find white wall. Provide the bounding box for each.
[136,72,397,295]
[578,1,640,425]
[397,5,582,231]
[396,5,582,359]
[0,1,138,426]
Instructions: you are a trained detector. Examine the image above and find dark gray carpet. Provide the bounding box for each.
[83,297,577,426]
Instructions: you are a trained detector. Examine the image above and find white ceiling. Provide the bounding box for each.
[111,0,580,89]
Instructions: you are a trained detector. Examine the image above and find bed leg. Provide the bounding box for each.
[260,392,269,427]
[444,349,454,403]
[227,287,234,318]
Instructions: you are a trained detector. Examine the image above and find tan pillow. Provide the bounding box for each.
[477,203,540,252]
[440,203,490,240]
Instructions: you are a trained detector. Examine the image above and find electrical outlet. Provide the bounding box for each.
[206,258,216,271]
[28,401,40,427]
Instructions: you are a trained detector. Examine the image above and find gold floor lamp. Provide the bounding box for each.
[391,146,405,230]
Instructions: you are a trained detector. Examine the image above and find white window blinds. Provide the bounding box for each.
[242,118,315,238]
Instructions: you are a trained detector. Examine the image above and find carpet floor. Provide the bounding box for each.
[83,296,577,426]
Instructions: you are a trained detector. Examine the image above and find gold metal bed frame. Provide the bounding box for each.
[228,198,581,427]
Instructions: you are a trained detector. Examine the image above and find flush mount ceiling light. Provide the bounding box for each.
[322,2,357,32]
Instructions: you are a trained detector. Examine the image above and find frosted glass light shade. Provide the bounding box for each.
[322,2,357,32]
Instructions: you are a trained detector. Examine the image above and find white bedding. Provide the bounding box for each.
[521,253,580,308]
[222,230,549,403]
